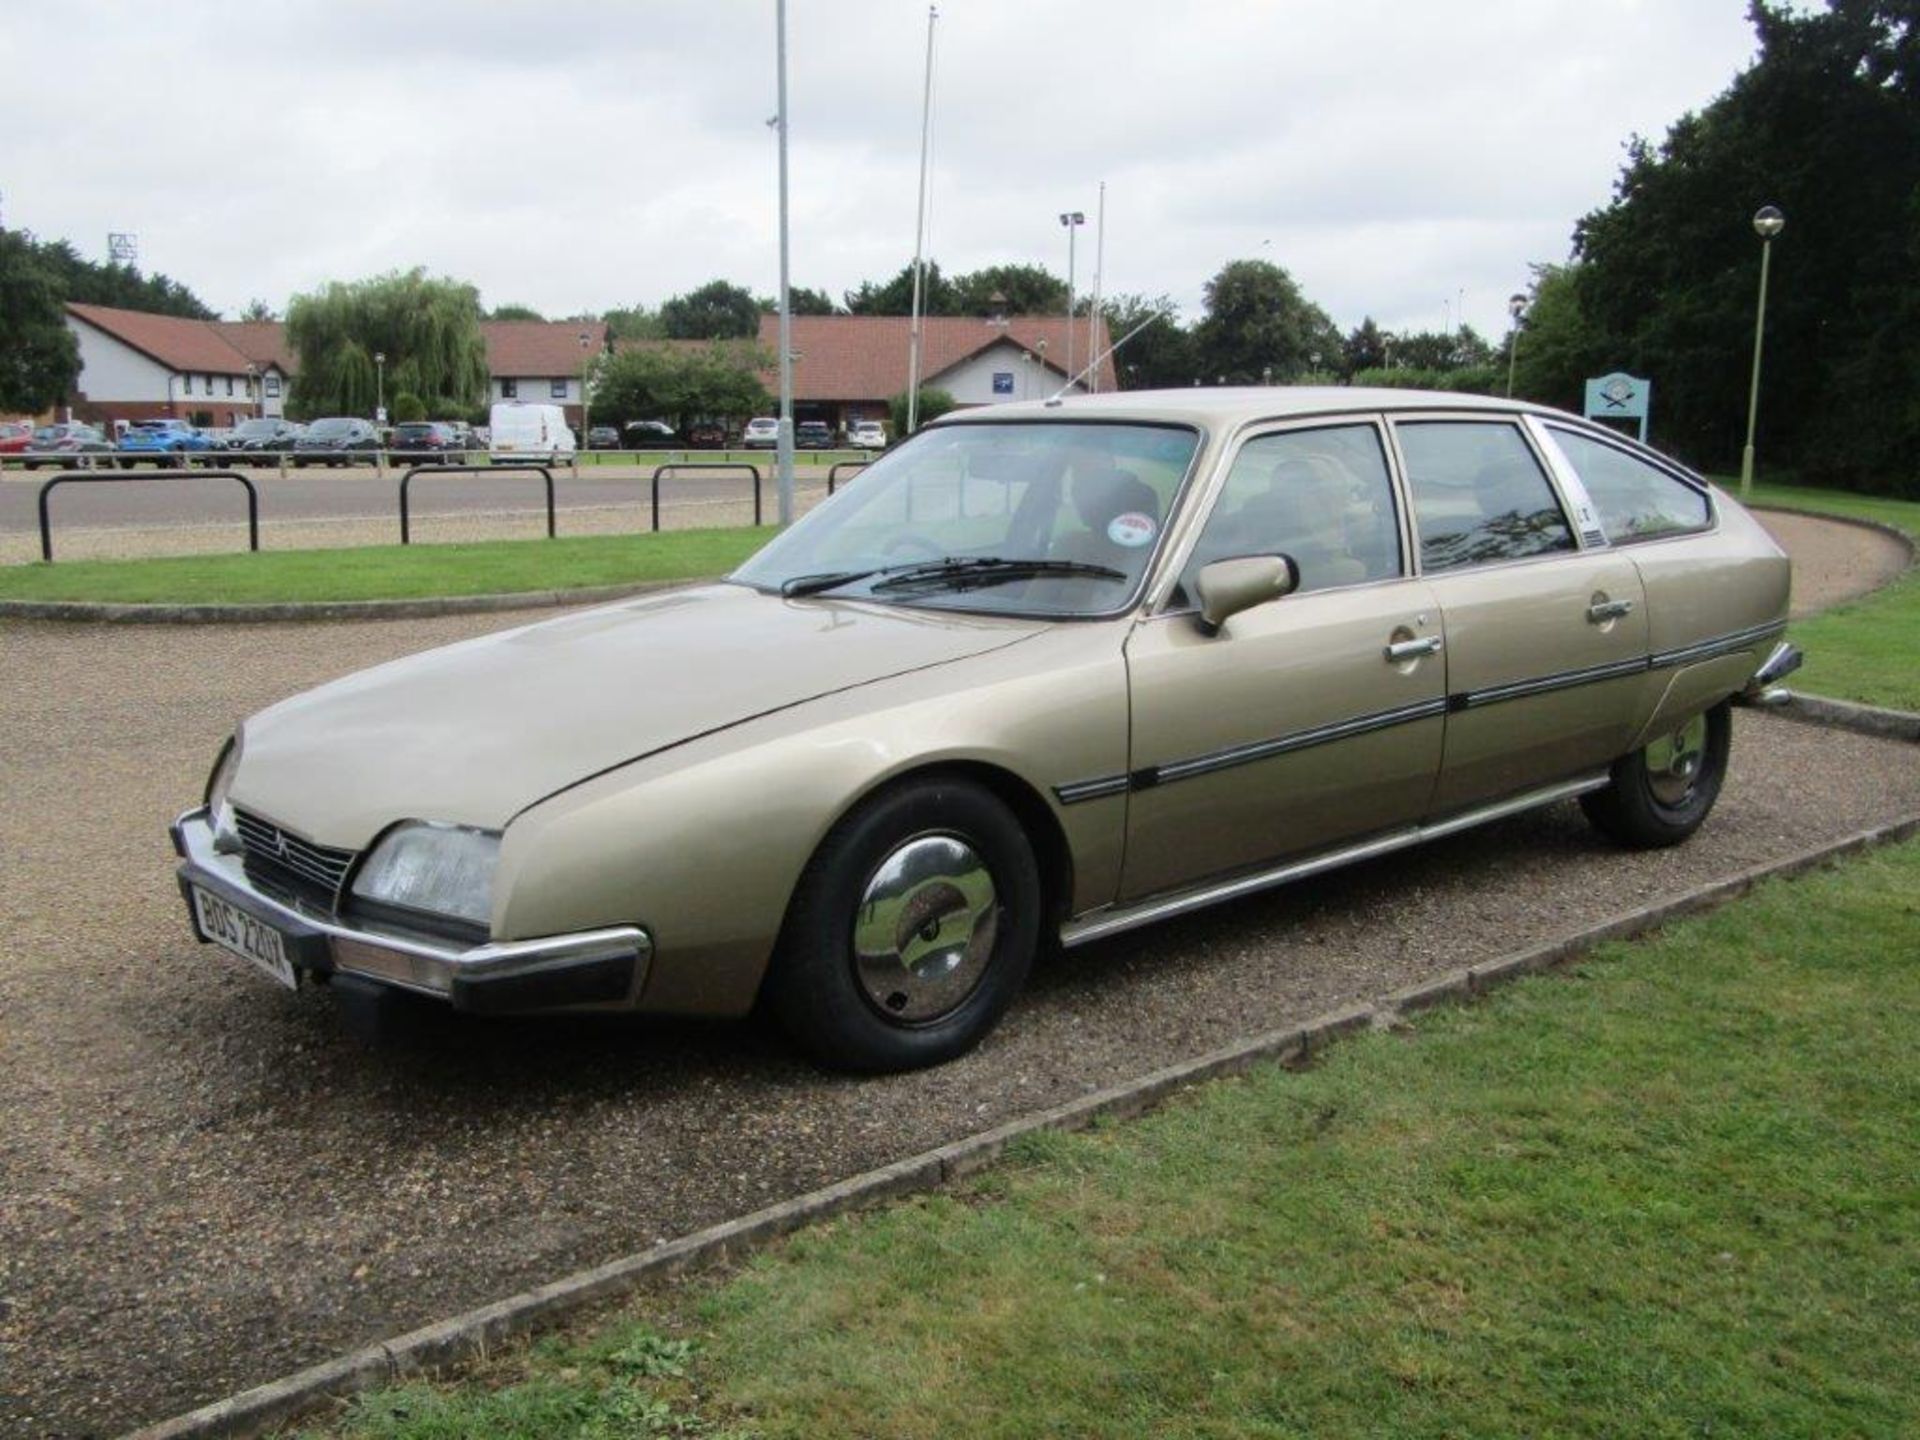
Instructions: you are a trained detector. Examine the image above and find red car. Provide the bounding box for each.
[0,422,32,456]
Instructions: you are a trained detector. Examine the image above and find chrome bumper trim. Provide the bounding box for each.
[172,808,650,1008]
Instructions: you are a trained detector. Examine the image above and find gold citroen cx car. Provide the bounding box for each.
[174,389,1799,1071]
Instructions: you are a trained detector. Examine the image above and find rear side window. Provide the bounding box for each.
[1397,421,1575,573]
[1547,427,1710,542]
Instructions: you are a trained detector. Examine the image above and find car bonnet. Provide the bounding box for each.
[229,582,1046,845]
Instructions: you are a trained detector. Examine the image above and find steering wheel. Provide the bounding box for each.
[881,532,945,562]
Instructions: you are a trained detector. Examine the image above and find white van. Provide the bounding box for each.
[489,402,577,460]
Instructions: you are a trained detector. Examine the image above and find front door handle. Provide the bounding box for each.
[1587,598,1635,623]
[1385,635,1443,662]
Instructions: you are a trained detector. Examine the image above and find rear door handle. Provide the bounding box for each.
[1587,598,1635,623]
[1385,635,1443,662]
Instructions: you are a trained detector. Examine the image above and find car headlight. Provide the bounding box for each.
[351,821,500,929]
[205,732,243,853]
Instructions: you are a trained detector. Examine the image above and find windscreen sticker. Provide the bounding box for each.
[1107,512,1157,547]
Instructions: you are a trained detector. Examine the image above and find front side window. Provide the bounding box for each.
[1398,421,1575,573]
[1177,423,1401,603]
[733,421,1200,618]
[1547,426,1710,542]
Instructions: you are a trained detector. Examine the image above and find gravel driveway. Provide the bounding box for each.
[2,544,1916,1437]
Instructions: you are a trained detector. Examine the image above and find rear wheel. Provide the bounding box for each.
[1581,702,1732,848]
[765,776,1041,1072]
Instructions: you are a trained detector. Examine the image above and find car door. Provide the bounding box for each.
[1118,419,1446,902]
[1391,416,1649,815]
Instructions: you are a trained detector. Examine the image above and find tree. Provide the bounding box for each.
[1192,259,1341,384]
[1508,264,1609,410]
[28,236,215,318]
[950,264,1069,316]
[1343,318,1388,375]
[592,342,771,429]
[1570,0,1920,490]
[844,261,955,316]
[888,386,957,435]
[239,299,279,323]
[659,280,761,339]
[390,392,426,422]
[1100,293,1196,389]
[601,303,665,341]
[0,229,81,413]
[487,302,546,322]
[759,285,838,315]
[284,268,490,419]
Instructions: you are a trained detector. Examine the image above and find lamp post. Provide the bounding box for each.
[1059,210,1084,387]
[1505,292,1527,398]
[578,331,592,455]
[1740,205,1785,495]
[373,351,386,423]
[246,363,260,420]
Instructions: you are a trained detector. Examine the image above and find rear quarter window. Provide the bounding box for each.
[1547,426,1711,542]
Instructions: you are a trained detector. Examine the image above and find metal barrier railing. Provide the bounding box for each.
[827,460,871,495]
[650,462,763,532]
[400,464,555,545]
[36,468,259,562]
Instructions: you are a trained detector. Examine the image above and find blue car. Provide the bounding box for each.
[117,419,217,468]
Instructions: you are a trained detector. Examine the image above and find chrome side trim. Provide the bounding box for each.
[1454,656,1650,710]
[1649,619,1786,670]
[1153,697,1448,785]
[1058,773,1610,947]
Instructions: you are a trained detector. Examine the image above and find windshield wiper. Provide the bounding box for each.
[780,556,1126,599]
[869,557,1126,593]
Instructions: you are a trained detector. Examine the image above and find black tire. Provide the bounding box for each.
[765,776,1041,1072]
[1581,701,1732,848]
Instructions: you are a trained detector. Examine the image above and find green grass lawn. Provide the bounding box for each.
[318,839,1920,1440]
[1742,480,1920,711]
[0,527,772,605]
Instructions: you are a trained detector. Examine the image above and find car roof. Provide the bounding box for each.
[928,385,1563,432]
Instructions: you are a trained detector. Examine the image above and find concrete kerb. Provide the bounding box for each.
[121,803,1920,1440]
[1776,691,1920,744]
[0,576,713,625]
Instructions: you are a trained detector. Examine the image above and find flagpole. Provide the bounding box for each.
[905,5,939,435]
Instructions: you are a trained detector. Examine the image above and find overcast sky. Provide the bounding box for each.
[2,1,1761,339]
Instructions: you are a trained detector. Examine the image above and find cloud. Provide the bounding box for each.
[0,0,1757,337]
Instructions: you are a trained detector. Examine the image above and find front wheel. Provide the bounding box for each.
[765,777,1041,1072]
[1581,702,1732,849]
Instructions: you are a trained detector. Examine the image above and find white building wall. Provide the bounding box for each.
[67,318,176,402]
[494,376,579,403]
[929,342,1083,406]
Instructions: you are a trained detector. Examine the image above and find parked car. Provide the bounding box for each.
[742,416,780,449]
[117,418,217,467]
[20,422,114,469]
[0,421,32,456]
[586,425,622,450]
[171,388,1797,1073]
[291,417,381,467]
[623,420,679,448]
[229,417,304,461]
[848,419,887,450]
[796,420,834,450]
[389,421,469,464]
[489,402,576,461]
[685,420,726,449]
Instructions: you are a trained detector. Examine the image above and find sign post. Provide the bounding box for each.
[1582,372,1651,443]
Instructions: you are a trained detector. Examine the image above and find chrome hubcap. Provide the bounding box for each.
[1645,713,1709,807]
[852,834,999,1023]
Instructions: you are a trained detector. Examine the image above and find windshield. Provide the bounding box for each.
[732,420,1200,618]
[307,418,356,438]
[235,419,280,437]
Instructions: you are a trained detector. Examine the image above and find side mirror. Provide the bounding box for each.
[1195,554,1299,635]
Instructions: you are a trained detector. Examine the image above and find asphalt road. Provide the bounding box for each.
[0,538,1915,1436]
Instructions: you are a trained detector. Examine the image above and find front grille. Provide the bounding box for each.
[234,808,358,910]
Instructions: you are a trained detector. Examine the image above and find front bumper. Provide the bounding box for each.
[171,808,651,1014]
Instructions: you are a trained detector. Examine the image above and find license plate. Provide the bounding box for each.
[191,885,297,990]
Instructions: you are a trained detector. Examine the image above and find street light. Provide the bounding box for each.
[1059,211,1085,387]
[1740,205,1785,495]
[373,351,386,423]
[578,331,592,454]
[1505,292,1527,397]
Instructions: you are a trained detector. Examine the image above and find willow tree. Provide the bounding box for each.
[285,268,490,419]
